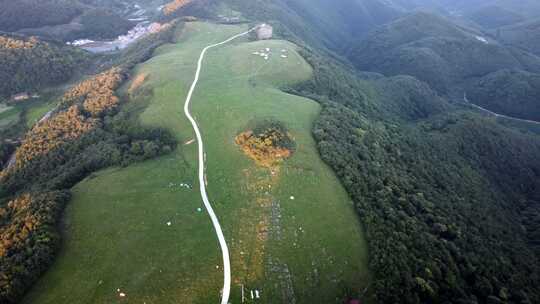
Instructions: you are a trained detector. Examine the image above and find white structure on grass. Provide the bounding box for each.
[256,24,273,40]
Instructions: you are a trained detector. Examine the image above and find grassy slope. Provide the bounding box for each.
[0,94,58,133]
[0,104,20,129]
[22,22,369,303]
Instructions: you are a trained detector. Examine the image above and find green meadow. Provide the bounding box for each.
[23,21,369,303]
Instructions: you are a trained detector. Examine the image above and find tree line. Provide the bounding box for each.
[0,21,180,304]
[290,49,540,304]
[0,35,87,98]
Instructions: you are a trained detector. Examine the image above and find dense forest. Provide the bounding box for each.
[0,0,140,42]
[0,21,179,304]
[289,48,540,304]
[497,19,540,56]
[0,35,87,98]
[0,0,83,32]
[344,10,540,122]
[69,8,134,40]
[468,69,540,121]
[347,12,540,94]
[234,0,540,300]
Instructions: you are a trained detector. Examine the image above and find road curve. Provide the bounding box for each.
[469,103,540,125]
[464,93,540,125]
[182,27,256,304]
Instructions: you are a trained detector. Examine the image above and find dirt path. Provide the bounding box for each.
[182,26,257,304]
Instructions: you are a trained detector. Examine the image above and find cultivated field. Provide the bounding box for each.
[22,22,370,303]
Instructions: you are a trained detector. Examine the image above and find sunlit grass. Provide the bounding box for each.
[23,21,369,304]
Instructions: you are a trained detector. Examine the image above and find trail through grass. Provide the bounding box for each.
[23,21,370,304]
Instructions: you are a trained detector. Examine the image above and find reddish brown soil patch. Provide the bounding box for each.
[128,73,148,94]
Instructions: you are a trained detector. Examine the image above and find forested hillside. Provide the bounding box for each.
[290,49,540,304]
[0,35,87,98]
[347,12,539,94]
[0,0,83,32]
[0,22,179,304]
[224,0,403,52]
[497,19,540,56]
[468,69,540,121]
[199,1,540,302]
[345,11,540,120]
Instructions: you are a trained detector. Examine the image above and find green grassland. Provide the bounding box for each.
[22,21,370,304]
[0,94,58,134]
[0,103,20,129]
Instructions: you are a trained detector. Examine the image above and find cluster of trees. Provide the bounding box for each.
[163,0,195,16]
[0,36,39,49]
[0,35,86,98]
[61,68,124,116]
[0,191,70,302]
[7,106,97,171]
[235,120,295,167]
[251,120,295,151]
[291,49,540,303]
[497,19,540,56]
[0,24,180,303]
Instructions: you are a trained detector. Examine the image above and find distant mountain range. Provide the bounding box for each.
[346,11,540,120]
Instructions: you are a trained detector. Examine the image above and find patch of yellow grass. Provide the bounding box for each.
[235,130,292,168]
[128,73,148,95]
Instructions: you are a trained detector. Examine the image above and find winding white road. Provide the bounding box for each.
[183,27,256,304]
[464,93,540,125]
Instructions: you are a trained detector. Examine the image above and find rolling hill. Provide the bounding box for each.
[0,35,87,98]
[347,11,540,96]
[0,0,139,41]
[2,1,540,304]
[0,0,83,32]
[465,5,525,28]
[468,69,540,121]
[498,18,540,56]
[224,0,403,51]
